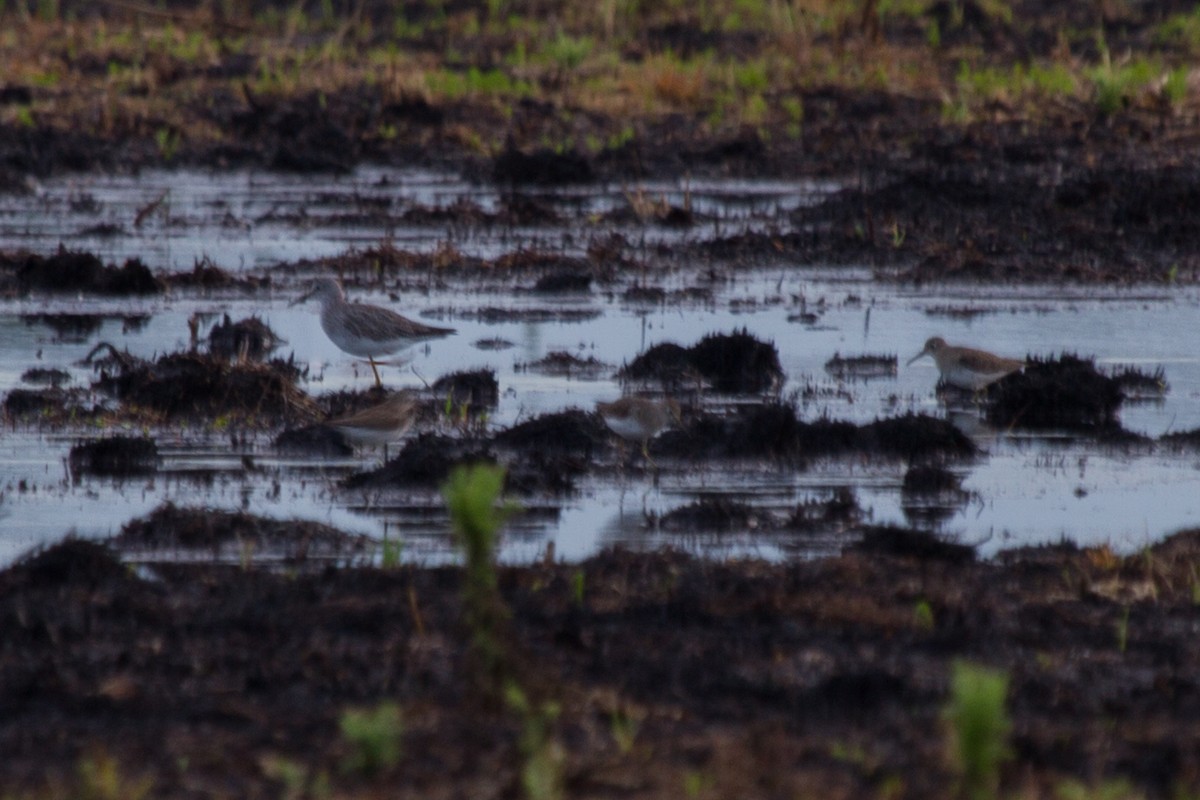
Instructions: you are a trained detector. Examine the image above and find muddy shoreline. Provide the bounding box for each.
[5,0,1200,796]
[2,527,1198,798]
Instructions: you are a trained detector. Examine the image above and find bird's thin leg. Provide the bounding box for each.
[369,357,383,389]
[642,440,657,469]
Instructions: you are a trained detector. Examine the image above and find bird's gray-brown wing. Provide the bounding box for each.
[329,394,419,428]
[957,346,1024,373]
[335,301,455,343]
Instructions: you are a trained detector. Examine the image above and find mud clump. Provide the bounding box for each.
[344,433,493,489]
[68,436,158,477]
[4,387,67,418]
[273,424,353,457]
[348,419,588,496]
[986,354,1127,433]
[493,146,594,186]
[111,503,373,564]
[431,368,499,410]
[19,367,70,387]
[621,329,784,394]
[492,409,608,459]
[660,498,761,533]
[532,269,592,293]
[93,349,316,424]
[824,352,898,381]
[859,414,978,460]
[0,538,132,596]
[1109,364,1169,400]
[231,90,358,172]
[661,405,976,462]
[207,314,281,361]
[22,313,103,342]
[516,350,610,379]
[785,487,863,533]
[165,258,270,291]
[852,525,976,564]
[2,248,162,295]
[901,464,974,527]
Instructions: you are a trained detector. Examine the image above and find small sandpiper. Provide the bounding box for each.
[907,336,1025,391]
[293,276,455,388]
[596,396,682,463]
[325,392,419,460]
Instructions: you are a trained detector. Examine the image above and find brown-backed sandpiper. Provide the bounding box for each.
[325,392,419,460]
[907,336,1025,391]
[596,396,682,463]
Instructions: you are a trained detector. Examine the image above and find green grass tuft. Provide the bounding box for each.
[946,660,1011,800]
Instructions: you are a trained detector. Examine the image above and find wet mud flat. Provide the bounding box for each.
[7,4,1200,792]
[2,526,1199,798]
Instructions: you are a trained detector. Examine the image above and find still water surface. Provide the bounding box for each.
[2,168,1198,565]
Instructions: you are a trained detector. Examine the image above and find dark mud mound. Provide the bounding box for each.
[493,146,594,186]
[503,450,585,496]
[348,424,584,496]
[660,498,760,533]
[4,387,66,418]
[0,538,133,596]
[986,354,1127,433]
[621,329,784,393]
[859,414,978,460]
[492,410,607,494]
[93,349,315,424]
[901,464,974,527]
[20,367,70,387]
[532,269,592,293]
[165,257,271,291]
[68,436,158,478]
[273,424,353,457]
[852,525,976,564]
[231,90,358,172]
[660,405,976,462]
[1110,364,1169,400]
[785,487,863,533]
[344,433,494,490]
[516,350,610,379]
[21,312,103,341]
[492,409,608,458]
[110,504,373,564]
[1159,425,1200,451]
[431,369,499,410]
[207,314,282,361]
[2,248,161,295]
[824,352,898,381]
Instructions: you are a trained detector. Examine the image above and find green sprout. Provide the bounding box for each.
[946,660,1011,800]
[339,702,404,776]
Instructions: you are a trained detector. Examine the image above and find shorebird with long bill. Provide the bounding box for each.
[292,276,455,388]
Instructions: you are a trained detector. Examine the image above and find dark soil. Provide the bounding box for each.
[67,436,159,478]
[1,248,162,296]
[515,350,611,379]
[90,348,317,426]
[6,1,1200,794]
[824,352,899,381]
[986,354,1132,434]
[205,314,282,362]
[2,521,1200,798]
[431,368,501,410]
[19,367,71,388]
[621,329,785,394]
[659,405,978,463]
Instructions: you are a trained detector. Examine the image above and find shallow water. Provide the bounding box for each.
[3,167,1200,566]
